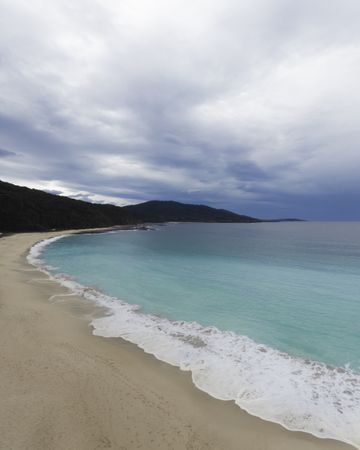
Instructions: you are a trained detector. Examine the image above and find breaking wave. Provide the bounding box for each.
[28,236,360,449]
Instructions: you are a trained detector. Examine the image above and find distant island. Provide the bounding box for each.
[0,180,302,232]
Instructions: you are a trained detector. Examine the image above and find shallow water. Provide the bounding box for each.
[31,222,360,447]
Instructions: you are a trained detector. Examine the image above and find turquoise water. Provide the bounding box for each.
[31,222,360,447]
[42,222,360,369]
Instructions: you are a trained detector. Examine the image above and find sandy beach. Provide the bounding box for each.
[0,230,355,450]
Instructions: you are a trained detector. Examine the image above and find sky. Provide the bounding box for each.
[1,0,360,220]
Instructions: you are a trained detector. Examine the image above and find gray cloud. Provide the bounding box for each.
[0,148,17,157]
[0,0,360,219]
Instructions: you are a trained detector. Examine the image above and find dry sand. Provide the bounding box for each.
[0,230,355,450]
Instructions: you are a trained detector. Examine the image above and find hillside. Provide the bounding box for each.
[124,200,260,223]
[0,180,134,232]
[2,180,298,233]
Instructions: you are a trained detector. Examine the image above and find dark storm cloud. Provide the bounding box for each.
[1,0,360,218]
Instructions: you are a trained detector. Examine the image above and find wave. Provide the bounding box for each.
[28,236,360,449]
[27,235,69,266]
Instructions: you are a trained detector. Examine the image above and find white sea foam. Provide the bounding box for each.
[28,236,360,449]
[27,235,69,266]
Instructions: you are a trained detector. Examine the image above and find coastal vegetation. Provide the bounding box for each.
[0,180,261,232]
[123,200,260,224]
[0,180,134,232]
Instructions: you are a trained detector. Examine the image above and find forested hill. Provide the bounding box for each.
[0,180,134,232]
[0,181,263,232]
[123,200,260,223]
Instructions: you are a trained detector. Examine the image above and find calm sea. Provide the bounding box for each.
[29,222,360,448]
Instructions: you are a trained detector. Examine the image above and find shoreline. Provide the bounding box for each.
[0,229,355,450]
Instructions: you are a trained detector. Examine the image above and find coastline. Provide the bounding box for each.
[0,229,355,450]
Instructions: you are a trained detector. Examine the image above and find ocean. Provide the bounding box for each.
[28,222,360,448]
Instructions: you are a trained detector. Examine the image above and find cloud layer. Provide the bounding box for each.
[1,0,360,219]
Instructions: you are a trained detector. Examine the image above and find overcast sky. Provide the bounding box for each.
[1,0,360,219]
